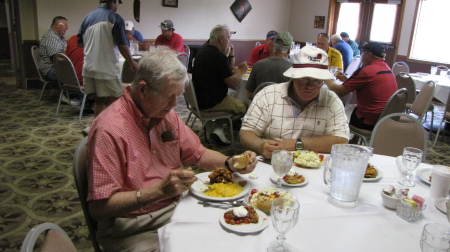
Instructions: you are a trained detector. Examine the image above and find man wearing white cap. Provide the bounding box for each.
[240,46,349,158]
[155,19,184,52]
[125,20,148,51]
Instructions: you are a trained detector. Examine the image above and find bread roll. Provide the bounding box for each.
[233,153,250,169]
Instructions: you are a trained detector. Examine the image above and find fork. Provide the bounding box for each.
[198,200,246,208]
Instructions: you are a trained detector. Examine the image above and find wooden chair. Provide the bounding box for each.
[351,88,408,145]
[370,113,427,161]
[21,222,77,252]
[392,61,410,76]
[73,137,102,252]
[53,53,87,122]
[31,45,58,105]
[184,81,234,148]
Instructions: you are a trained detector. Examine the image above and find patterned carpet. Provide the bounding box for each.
[1,66,450,251]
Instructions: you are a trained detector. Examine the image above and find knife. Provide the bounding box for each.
[133,0,140,23]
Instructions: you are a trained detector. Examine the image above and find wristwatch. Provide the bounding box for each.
[296,140,304,150]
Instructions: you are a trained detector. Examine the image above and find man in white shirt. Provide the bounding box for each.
[240,46,349,159]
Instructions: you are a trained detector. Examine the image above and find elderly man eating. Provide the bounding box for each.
[240,46,349,159]
[87,49,257,252]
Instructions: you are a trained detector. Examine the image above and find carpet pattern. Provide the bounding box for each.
[1,77,450,251]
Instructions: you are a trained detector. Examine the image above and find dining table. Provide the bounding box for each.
[410,73,450,104]
[158,154,447,252]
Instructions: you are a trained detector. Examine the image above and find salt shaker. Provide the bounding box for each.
[430,165,450,198]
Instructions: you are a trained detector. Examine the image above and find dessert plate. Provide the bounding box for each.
[363,166,383,182]
[219,208,269,234]
[269,167,309,187]
[435,197,448,214]
[416,168,432,185]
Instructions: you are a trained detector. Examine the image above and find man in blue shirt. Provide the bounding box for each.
[340,32,360,57]
[125,20,149,51]
[331,34,353,71]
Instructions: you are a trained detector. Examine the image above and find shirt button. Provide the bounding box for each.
[152,150,156,154]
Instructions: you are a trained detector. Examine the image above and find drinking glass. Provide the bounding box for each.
[268,197,300,252]
[430,66,437,75]
[271,150,293,188]
[420,223,450,252]
[398,147,423,187]
[330,66,338,76]
[440,70,448,76]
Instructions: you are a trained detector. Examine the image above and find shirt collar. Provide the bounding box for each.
[122,86,164,129]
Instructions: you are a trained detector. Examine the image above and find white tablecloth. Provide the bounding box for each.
[411,73,450,104]
[158,154,447,252]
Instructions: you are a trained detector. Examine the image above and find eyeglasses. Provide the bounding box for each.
[293,78,324,87]
[160,22,172,29]
[58,22,68,27]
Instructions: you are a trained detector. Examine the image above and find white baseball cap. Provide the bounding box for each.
[283,46,334,80]
[125,20,134,31]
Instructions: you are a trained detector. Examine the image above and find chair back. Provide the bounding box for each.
[395,73,416,104]
[344,55,361,76]
[370,113,427,160]
[410,81,435,120]
[184,80,201,117]
[378,88,408,120]
[183,44,190,55]
[53,53,83,93]
[21,222,77,252]
[31,45,46,82]
[73,137,101,252]
[254,82,276,96]
[392,61,410,76]
[177,52,189,69]
[436,65,449,75]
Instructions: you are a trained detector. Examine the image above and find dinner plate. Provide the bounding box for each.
[269,167,309,187]
[219,208,269,234]
[435,197,448,214]
[416,168,432,185]
[363,167,383,182]
[293,151,325,168]
[190,172,251,202]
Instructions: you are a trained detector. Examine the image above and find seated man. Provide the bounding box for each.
[192,24,248,145]
[340,32,360,57]
[316,33,343,71]
[87,49,257,252]
[325,42,398,130]
[331,34,353,71]
[248,30,278,66]
[246,31,293,100]
[155,19,184,52]
[125,20,149,51]
[39,16,68,81]
[240,46,349,159]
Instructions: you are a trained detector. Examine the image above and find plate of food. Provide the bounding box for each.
[246,187,296,214]
[435,197,448,214]
[416,168,433,185]
[293,150,325,168]
[269,167,309,187]
[363,163,383,182]
[190,167,251,202]
[219,206,269,234]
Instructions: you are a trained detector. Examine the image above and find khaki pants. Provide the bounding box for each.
[96,202,178,252]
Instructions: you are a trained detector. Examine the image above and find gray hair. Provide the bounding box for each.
[274,43,290,54]
[131,49,189,94]
[331,34,342,42]
[210,24,229,43]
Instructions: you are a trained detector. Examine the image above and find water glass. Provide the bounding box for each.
[398,147,423,187]
[330,66,338,76]
[272,150,293,188]
[268,197,300,252]
[396,199,425,222]
[430,66,437,75]
[420,223,450,251]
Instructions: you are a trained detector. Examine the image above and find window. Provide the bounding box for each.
[410,0,450,64]
[335,3,360,39]
[369,3,397,43]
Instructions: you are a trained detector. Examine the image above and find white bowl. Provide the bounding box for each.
[380,189,401,209]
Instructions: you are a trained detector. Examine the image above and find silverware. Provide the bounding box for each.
[195,176,210,188]
[198,200,246,208]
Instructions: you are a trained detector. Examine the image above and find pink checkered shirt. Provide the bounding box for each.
[87,87,206,216]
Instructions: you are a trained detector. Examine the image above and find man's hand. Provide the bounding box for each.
[130,59,138,72]
[158,167,196,196]
[238,61,248,73]
[335,71,348,82]
[230,151,257,174]
[261,140,283,159]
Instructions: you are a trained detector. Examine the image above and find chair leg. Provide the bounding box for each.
[38,81,49,105]
[227,117,234,149]
[185,112,192,125]
[55,90,64,117]
[433,120,444,147]
[78,94,87,123]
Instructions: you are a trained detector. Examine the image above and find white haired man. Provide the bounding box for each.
[330,34,353,71]
[87,49,257,251]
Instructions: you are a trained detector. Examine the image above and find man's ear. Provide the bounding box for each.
[138,80,147,95]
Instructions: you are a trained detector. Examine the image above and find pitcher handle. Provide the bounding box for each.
[323,156,332,187]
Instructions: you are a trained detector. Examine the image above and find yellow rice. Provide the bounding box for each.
[204,182,244,197]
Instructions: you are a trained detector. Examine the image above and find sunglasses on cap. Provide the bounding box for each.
[160,22,173,29]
